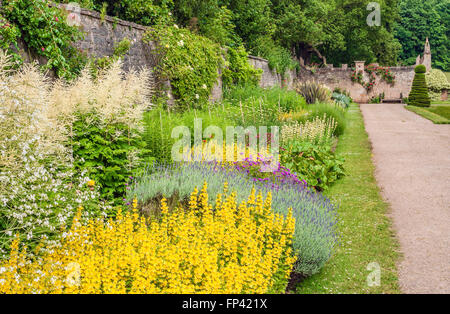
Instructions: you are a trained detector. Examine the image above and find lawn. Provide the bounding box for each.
[296,103,400,294]
[427,105,450,119]
[405,105,450,124]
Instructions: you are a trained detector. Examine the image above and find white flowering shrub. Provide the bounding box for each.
[0,52,112,256]
[425,69,450,101]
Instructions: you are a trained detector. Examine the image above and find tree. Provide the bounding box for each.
[321,0,401,66]
[395,0,449,71]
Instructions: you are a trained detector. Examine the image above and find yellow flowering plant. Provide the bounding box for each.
[0,183,296,294]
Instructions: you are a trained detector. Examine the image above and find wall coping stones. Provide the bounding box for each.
[56,3,149,31]
[247,55,269,62]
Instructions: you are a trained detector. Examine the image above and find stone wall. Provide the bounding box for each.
[6,4,418,104]
[65,5,159,72]
[298,64,415,103]
[65,4,293,101]
[247,55,296,89]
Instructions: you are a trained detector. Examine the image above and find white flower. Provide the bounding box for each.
[195,94,200,100]
[174,24,178,29]
[178,40,184,47]
[202,84,207,89]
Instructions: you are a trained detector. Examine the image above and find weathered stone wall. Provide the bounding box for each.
[8,4,417,103]
[67,5,159,72]
[68,5,291,100]
[298,65,415,103]
[247,55,296,89]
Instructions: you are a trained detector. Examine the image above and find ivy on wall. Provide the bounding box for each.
[144,25,223,109]
[0,0,86,80]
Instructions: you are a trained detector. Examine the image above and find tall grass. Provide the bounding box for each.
[143,107,234,163]
[292,103,347,137]
[224,85,306,112]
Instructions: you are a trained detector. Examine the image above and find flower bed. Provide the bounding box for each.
[0,185,295,294]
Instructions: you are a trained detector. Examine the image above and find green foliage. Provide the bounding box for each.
[280,141,345,191]
[224,84,306,112]
[145,25,222,108]
[1,0,86,80]
[72,112,150,204]
[298,103,400,294]
[143,106,233,163]
[295,81,331,104]
[409,65,431,107]
[0,14,21,66]
[415,64,426,73]
[292,103,347,137]
[197,5,238,47]
[222,85,307,129]
[308,0,401,66]
[222,46,262,88]
[251,36,299,76]
[395,0,449,71]
[331,92,351,108]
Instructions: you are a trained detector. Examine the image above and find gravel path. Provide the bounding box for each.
[360,103,450,294]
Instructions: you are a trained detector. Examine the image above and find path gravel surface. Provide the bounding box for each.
[360,103,450,294]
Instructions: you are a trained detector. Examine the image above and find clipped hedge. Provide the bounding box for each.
[408,65,431,107]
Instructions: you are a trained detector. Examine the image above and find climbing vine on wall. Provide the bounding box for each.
[0,0,86,80]
[222,46,262,88]
[144,25,223,109]
[351,64,396,92]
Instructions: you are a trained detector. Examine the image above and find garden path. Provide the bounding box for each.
[360,103,450,294]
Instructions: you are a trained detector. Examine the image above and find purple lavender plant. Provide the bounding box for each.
[129,160,338,276]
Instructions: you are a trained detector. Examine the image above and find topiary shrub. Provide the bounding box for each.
[408,65,431,107]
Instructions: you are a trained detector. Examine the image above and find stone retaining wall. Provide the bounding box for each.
[298,65,415,103]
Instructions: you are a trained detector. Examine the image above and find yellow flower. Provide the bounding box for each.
[0,185,296,294]
[87,180,95,187]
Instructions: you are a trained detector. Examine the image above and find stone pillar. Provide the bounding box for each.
[341,64,348,70]
[423,37,432,72]
[355,61,365,73]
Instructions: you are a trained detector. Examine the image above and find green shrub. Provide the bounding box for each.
[72,112,150,203]
[409,65,431,107]
[425,69,450,101]
[222,46,262,88]
[280,141,345,191]
[295,81,331,104]
[251,36,298,76]
[144,25,222,109]
[2,0,86,80]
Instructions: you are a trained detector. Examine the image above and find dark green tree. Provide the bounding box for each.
[395,0,449,71]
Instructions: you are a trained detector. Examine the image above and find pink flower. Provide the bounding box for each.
[41,47,45,52]
[55,16,59,22]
